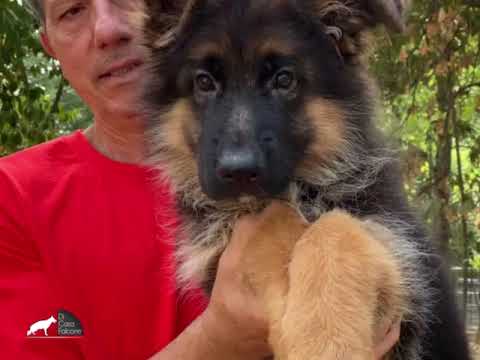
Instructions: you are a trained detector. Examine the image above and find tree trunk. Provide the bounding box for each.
[431,74,454,259]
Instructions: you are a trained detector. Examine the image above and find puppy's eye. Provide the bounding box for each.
[275,70,296,90]
[195,73,216,92]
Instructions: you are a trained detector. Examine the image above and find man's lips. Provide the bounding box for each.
[98,59,143,80]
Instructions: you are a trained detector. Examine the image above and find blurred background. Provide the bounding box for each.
[1,0,480,352]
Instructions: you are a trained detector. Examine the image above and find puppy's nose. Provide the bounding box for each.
[216,148,262,185]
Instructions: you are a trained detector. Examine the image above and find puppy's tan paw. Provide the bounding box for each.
[277,209,405,359]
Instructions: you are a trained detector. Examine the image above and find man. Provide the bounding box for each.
[0,0,400,359]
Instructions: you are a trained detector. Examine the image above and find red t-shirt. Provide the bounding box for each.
[0,131,207,360]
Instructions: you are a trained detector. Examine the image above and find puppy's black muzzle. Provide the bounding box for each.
[199,99,300,201]
[215,141,267,191]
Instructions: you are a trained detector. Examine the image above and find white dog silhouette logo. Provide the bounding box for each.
[26,315,57,336]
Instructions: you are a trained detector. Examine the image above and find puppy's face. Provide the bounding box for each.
[145,0,406,201]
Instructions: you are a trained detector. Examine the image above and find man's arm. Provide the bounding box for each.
[151,309,270,360]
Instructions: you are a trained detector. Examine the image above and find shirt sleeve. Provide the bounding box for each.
[0,168,84,359]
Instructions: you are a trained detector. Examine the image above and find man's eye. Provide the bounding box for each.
[275,70,296,90]
[60,6,84,21]
[195,73,216,92]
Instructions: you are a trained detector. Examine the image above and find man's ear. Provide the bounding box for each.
[40,32,56,58]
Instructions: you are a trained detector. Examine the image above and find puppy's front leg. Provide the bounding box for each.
[278,210,405,360]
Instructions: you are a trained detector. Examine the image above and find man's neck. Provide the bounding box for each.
[83,116,145,164]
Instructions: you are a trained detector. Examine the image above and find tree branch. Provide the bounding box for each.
[463,0,480,8]
[45,78,65,123]
[455,82,480,98]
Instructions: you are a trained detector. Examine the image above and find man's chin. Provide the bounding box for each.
[100,93,143,119]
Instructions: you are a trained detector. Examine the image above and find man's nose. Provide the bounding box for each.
[93,0,132,50]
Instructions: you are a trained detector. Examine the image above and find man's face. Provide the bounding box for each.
[41,0,146,118]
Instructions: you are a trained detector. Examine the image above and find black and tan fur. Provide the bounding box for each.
[136,0,471,359]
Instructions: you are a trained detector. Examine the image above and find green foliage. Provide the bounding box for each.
[0,0,91,156]
[372,1,480,264]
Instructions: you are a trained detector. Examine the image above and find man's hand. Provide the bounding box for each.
[150,213,273,360]
[200,213,273,359]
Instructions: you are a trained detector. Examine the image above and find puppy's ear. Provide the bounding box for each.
[135,0,188,50]
[125,0,187,50]
[310,0,410,60]
[313,0,409,32]
[362,0,410,32]
[146,0,222,50]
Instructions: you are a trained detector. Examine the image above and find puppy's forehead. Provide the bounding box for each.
[187,36,231,61]
[252,36,301,59]
[185,4,305,63]
[187,34,301,63]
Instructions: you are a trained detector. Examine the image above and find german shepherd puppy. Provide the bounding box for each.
[137,0,471,359]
